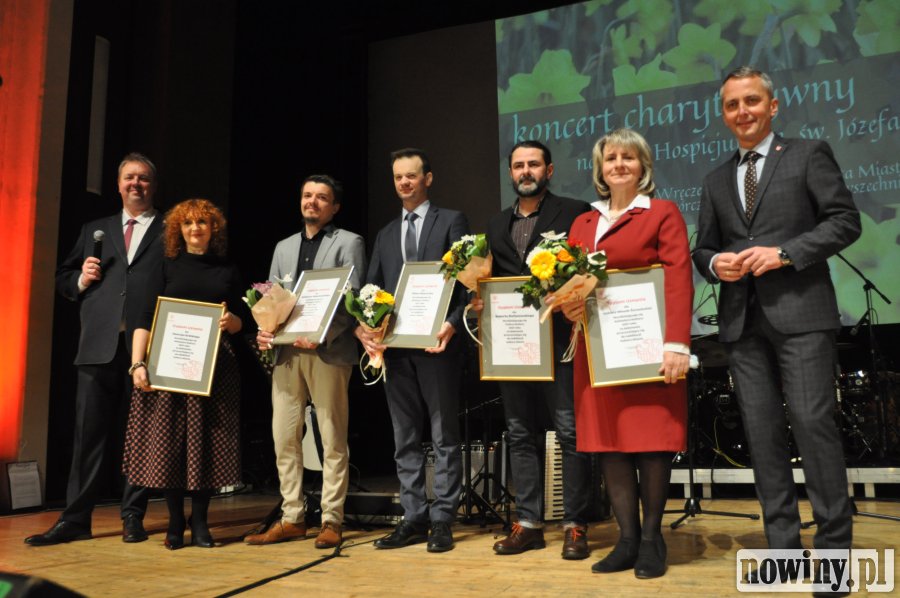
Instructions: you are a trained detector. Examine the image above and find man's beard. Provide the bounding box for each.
[512,175,548,198]
[303,214,321,226]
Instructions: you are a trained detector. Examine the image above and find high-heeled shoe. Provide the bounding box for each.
[165,519,186,551]
[188,515,215,548]
[634,535,667,579]
[591,538,639,573]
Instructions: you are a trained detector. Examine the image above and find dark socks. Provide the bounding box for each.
[164,489,186,549]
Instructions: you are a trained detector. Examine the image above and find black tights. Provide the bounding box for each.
[600,451,673,542]
[164,489,212,535]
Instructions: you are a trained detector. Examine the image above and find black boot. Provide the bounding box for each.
[164,489,186,550]
[634,535,667,579]
[190,490,214,548]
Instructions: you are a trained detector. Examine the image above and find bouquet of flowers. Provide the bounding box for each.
[440,233,492,292]
[242,279,297,364]
[344,284,395,380]
[516,231,608,321]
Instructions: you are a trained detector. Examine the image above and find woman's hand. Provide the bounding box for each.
[659,351,690,384]
[219,302,242,334]
[132,365,150,391]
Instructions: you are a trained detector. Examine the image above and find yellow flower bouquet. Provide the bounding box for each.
[516,231,608,319]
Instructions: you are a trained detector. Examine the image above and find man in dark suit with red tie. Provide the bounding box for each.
[26,153,163,546]
[356,148,469,553]
[693,67,860,557]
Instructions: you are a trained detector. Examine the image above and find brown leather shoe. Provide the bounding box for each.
[244,521,307,545]
[314,522,342,549]
[562,526,590,560]
[493,522,545,555]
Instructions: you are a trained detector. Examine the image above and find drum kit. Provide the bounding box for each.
[686,335,900,468]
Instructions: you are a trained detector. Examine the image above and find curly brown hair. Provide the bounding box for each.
[163,199,228,258]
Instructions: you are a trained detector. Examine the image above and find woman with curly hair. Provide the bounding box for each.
[124,199,245,550]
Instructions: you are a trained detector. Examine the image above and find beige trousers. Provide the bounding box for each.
[272,348,351,525]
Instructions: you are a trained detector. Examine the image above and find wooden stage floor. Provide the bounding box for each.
[2,493,898,597]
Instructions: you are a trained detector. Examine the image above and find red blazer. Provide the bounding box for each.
[569,198,693,346]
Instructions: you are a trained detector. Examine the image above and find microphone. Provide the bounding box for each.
[92,230,105,260]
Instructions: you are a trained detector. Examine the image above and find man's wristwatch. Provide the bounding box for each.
[777,247,793,266]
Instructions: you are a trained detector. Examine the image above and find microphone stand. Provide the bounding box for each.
[666,367,760,528]
[828,253,900,522]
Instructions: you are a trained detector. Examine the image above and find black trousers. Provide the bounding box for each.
[61,333,148,527]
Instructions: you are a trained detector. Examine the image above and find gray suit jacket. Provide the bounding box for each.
[693,136,861,342]
[269,224,367,366]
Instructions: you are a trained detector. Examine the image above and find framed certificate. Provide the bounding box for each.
[383,261,455,349]
[146,297,224,396]
[274,266,354,346]
[477,276,553,381]
[583,264,676,387]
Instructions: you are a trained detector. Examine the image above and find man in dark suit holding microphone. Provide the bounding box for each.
[356,148,469,553]
[693,67,860,556]
[26,153,163,545]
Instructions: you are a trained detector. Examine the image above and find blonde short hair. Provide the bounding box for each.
[591,128,655,199]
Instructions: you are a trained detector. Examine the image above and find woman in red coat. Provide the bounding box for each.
[556,129,693,578]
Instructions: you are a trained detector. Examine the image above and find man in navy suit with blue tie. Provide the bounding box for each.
[694,67,860,559]
[356,148,469,553]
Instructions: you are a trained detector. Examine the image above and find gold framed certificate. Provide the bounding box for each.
[583,264,676,387]
[477,276,554,381]
[383,261,455,349]
[274,266,354,346]
[145,296,224,396]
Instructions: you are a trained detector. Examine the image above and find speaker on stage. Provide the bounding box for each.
[0,572,83,598]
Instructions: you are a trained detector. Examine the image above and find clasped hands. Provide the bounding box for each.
[714,246,784,282]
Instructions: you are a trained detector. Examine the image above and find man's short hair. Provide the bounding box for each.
[303,174,343,204]
[117,152,157,180]
[721,66,775,99]
[508,140,552,167]
[390,148,431,174]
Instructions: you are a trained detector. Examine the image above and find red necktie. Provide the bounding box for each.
[124,219,137,254]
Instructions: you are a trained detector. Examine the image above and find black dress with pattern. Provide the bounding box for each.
[123,252,244,490]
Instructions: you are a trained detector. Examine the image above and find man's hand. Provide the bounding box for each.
[712,252,745,282]
[292,337,319,350]
[355,324,387,355]
[736,246,783,277]
[468,296,484,312]
[425,321,456,354]
[257,329,275,351]
[80,256,102,287]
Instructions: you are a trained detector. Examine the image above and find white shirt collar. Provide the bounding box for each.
[122,208,156,224]
[739,132,775,161]
[403,200,430,221]
[591,193,651,216]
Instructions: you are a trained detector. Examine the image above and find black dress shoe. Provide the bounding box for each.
[591,538,639,573]
[374,520,428,549]
[427,521,454,553]
[634,535,667,579]
[24,521,92,546]
[122,515,148,543]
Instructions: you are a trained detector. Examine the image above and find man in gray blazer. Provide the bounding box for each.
[694,67,860,555]
[246,175,366,549]
[356,148,469,553]
[26,153,161,546]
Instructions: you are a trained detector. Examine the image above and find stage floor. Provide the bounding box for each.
[2,493,898,597]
